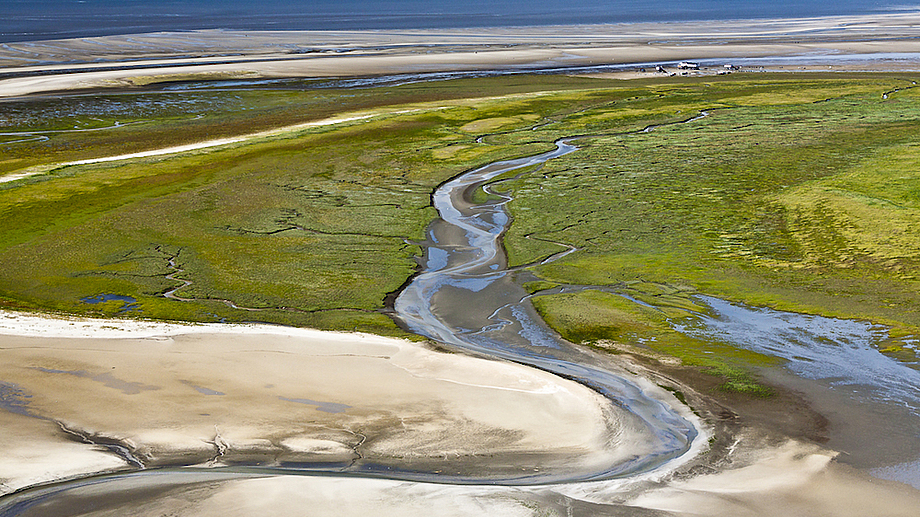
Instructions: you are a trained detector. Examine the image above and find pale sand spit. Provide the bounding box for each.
[0,311,668,494]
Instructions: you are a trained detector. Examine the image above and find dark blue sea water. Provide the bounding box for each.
[0,0,916,43]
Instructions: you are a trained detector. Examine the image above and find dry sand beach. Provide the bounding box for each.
[4,12,920,517]
[0,313,655,493]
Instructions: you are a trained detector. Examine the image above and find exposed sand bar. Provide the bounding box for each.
[3,13,920,98]
[0,310,691,495]
[6,436,920,517]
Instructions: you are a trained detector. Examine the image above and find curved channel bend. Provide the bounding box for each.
[394,138,702,481]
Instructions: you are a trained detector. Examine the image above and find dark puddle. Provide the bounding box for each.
[30,368,160,395]
[0,382,34,417]
[278,397,351,414]
[80,294,140,314]
[179,381,225,396]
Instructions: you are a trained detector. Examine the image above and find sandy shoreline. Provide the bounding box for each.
[0,110,413,184]
[2,13,920,98]
[2,310,920,516]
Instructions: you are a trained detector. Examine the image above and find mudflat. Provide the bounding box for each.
[4,14,920,98]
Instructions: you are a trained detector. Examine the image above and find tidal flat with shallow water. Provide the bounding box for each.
[3,25,920,513]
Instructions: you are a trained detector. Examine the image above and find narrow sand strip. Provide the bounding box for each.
[0,110,421,183]
[4,14,920,99]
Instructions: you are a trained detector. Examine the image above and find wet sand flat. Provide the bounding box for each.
[5,313,920,517]
[3,13,920,98]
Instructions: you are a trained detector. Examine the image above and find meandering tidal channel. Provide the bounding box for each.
[393,139,700,479]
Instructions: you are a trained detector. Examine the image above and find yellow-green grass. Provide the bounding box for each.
[0,75,634,176]
[495,74,920,372]
[0,78,642,332]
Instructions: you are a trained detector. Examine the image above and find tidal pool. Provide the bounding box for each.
[678,295,920,487]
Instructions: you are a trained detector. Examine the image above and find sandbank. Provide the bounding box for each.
[0,310,683,494]
[0,107,442,183]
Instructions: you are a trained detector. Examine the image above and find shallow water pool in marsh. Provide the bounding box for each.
[678,295,920,487]
[80,294,140,313]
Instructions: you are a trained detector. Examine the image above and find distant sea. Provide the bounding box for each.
[1,0,917,43]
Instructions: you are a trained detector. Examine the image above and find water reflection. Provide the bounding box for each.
[678,295,920,487]
[682,296,920,414]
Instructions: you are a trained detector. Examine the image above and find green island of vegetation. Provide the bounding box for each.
[2,73,919,394]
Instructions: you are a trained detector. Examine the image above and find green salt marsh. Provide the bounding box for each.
[2,72,919,390]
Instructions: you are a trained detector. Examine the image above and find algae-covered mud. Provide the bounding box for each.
[4,39,920,514]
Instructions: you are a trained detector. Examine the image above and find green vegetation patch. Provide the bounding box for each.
[0,76,638,331]
[496,74,920,351]
[531,289,776,395]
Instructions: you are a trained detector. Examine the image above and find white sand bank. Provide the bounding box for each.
[0,108,426,184]
[2,317,919,515]
[0,311,661,494]
[624,440,920,516]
